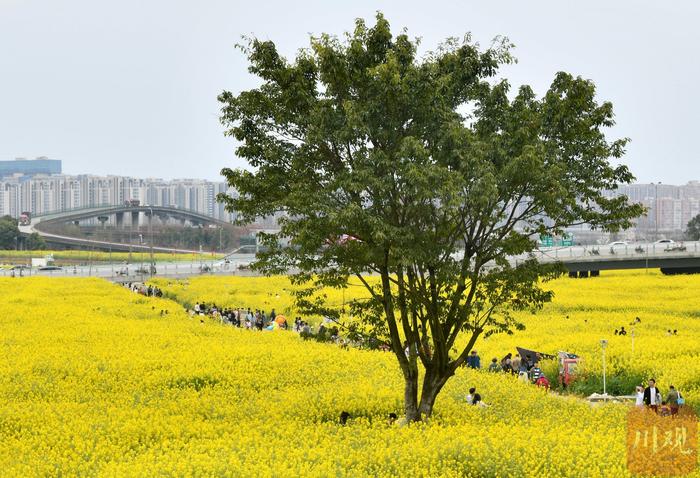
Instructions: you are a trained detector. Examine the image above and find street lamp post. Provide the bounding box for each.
[139,233,144,278]
[653,182,661,242]
[631,328,635,355]
[601,339,608,397]
[148,207,154,278]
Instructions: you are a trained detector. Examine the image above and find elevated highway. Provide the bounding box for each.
[521,242,700,274]
[19,204,233,253]
[15,205,700,275]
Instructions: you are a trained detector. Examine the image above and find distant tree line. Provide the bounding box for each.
[0,216,46,250]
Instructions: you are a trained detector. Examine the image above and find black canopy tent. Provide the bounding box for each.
[516,346,556,364]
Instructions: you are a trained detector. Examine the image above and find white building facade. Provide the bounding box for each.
[0,174,237,222]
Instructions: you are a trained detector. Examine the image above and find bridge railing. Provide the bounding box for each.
[527,241,700,262]
[30,204,226,221]
[31,203,117,219]
[0,258,257,279]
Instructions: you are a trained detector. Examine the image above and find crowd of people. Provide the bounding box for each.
[123,282,163,297]
[184,300,355,348]
[190,302,292,330]
[635,379,684,416]
[466,350,551,388]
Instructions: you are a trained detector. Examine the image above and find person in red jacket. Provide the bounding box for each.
[535,375,550,390]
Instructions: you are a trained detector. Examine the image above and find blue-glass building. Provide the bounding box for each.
[0,158,62,177]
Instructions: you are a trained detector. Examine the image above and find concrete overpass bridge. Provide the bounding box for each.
[14,205,700,275]
[19,204,234,253]
[522,242,700,275]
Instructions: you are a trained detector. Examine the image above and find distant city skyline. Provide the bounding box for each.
[3,160,700,242]
[1,1,700,183]
[3,157,697,189]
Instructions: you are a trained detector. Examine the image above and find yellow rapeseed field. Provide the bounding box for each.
[1,272,698,476]
[152,271,700,398]
[0,250,221,264]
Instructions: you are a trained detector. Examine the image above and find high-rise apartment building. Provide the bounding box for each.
[0,157,62,177]
[604,182,700,239]
[0,173,238,222]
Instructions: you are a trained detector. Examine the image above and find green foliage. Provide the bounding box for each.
[686,214,700,240]
[25,233,47,250]
[0,215,20,250]
[217,13,644,420]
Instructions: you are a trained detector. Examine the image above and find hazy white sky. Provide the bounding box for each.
[1,0,698,183]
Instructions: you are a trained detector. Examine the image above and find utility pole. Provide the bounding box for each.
[148,207,155,277]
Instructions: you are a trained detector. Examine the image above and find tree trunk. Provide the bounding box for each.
[417,371,450,419]
[404,371,421,422]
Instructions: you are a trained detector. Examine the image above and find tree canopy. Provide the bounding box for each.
[25,232,47,251]
[218,13,643,421]
[0,216,20,250]
[686,214,700,240]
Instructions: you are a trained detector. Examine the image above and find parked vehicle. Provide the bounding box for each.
[38,266,62,271]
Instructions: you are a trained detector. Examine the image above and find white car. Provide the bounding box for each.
[608,241,629,247]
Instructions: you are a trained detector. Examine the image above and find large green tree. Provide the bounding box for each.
[686,214,700,240]
[218,14,643,421]
[0,215,20,250]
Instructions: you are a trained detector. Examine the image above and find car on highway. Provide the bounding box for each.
[608,241,629,246]
[607,241,630,254]
[38,265,62,271]
[654,239,675,244]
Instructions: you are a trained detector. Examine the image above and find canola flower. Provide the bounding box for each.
[0,272,699,476]
[0,249,221,264]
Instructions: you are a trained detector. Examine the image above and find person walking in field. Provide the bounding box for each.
[529,364,543,383]
[511,353,521,375]
[635,386,644,406]
[488,358,501,372]
[466,350,481,369]
[535,375,550,390]
[643,379,662,413]
[500,353,513,373]
[665,385,680,415]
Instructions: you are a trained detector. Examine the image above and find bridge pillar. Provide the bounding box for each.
[131,211,140,228]
[116,212,124,227]
[97,216,109,228]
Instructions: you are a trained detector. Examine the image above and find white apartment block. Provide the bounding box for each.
[0,174,237,222]
[606,181,700,238]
